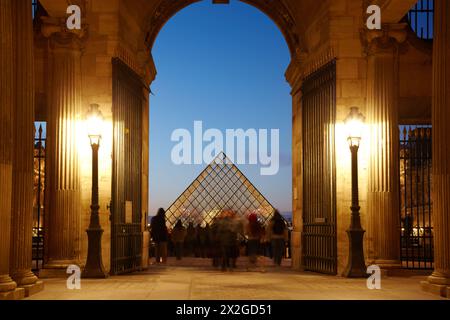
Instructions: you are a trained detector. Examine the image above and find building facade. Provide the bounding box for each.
[0,0,449,299]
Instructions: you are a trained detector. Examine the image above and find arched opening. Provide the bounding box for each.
[143,1,293,268]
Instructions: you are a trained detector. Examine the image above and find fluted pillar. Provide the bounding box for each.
[0,0,19,298]
[41,18,86,272]
[9,0,39,287]
[365,24,407,268]
[424,0,450,293]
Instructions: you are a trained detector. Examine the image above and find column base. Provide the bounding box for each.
[40,260,83,278]
[0,287,25,301]
[420,281,449,298]
[0,275,17,292]
[427,271,450,286]
[368,260,402,277]
[12,270,38,287]
[21,280,44,298]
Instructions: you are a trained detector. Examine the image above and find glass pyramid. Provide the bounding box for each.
[165,152,276,229]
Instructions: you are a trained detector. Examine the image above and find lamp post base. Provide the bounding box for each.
[82,228,108,279]
[344,228,367,278]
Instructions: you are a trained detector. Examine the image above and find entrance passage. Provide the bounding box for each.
[399,125,433,269]
[301,60,337,275]
[111,58,144,275]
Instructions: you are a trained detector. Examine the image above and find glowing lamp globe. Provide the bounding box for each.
[345,107,365,148]
[86,104,103,146]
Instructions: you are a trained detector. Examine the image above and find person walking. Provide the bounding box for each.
[150,208,169,264]
[266,210,288,267]
[216,210,235,271]
[185,222,196,257]
[245,213,265,271]
[171,220,187,261]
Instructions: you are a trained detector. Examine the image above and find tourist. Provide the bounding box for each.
[171,220,187,260]
[150,208,169,264]
[229,211,244,269]
[185,222,196,257]
[216,210,235,271]
[210,217,221,268]
[245,213,265,271]
[197,224,210,258]
[266,210,288,267]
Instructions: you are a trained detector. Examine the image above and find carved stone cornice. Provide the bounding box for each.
[362,23,408,56]
[285,45,338,94]
[145,0,305,57]
[40,16,88,52]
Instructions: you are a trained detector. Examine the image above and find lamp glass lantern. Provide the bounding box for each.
[86,104,103,146]
[345,107,365,148]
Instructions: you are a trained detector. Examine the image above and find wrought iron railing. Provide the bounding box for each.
[407,0,434,40]
[33,122,46,271]
[399,125,433,270]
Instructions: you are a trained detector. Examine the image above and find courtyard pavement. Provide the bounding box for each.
[27,258,444,300]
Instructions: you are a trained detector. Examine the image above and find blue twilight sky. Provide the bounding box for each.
[149,1,292,216]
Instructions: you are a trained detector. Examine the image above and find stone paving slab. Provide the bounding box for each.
[26,261,445,300]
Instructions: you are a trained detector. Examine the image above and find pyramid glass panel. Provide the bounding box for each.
[165,152,276,229]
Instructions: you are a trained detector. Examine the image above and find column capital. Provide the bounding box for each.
[40,16,88,52]
[362,23,408,56]
[285,52,307,93]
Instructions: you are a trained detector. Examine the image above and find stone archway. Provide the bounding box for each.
[143,0,305,58]
[135,0,305,269]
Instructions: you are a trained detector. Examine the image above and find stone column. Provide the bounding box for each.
[286,56,304,270]
[422,0,450,298]
[0,0,23,300]
[9,0,41,293]
[40,18,86,274]
[365,24,407,268]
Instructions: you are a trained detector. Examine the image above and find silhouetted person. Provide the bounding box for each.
[150,208,169,264]
[197,224,210,258]
[210,218,221,267]
[266,210,287,267]
[245,213,265,271]
[185,222,196,257]
[171,220,187,260]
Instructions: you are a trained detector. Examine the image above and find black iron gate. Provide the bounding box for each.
[301,60,337,275]
[399,125,433,269]
[32,122,46,272]
[111,58,143,275]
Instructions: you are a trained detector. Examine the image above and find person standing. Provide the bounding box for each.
[266,210,288,267]
[245,213,265,271]
[150,208,169,264]
[217,210,235,271]
[171,220,187,261]
[185,222,196,257]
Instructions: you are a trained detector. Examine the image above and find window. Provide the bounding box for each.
[408,0,434,40]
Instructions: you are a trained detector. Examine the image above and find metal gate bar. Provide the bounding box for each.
[32,123,46,272]
[111,58,143,275]
[399,125,433,269]
[301,60,337,275]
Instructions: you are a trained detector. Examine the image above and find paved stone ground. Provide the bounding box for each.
[27,258,444,300]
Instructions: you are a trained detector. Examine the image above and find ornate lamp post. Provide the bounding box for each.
[343,107,367,278]
[82,104,107,278]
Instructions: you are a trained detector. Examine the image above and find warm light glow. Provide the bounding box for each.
[345,107,365,147]
[86,104,104,145]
